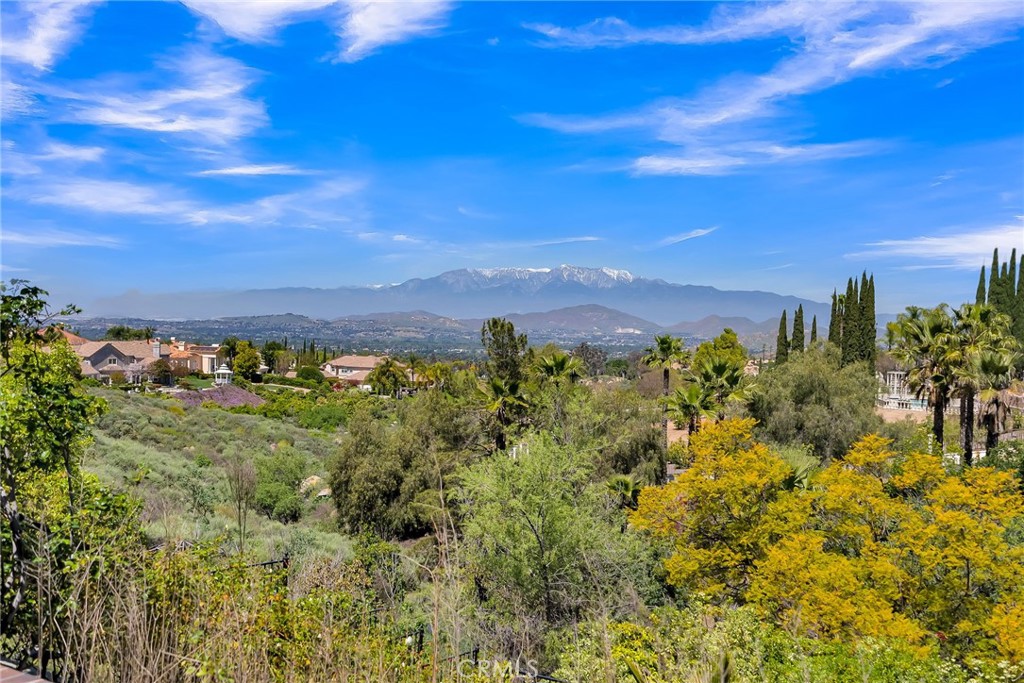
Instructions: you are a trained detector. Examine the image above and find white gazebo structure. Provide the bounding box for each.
[214,363,234,386]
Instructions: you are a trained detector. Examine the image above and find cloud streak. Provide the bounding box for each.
[1,227,123,248]
[654,227,718,248]
[195,164,311,177]
[181,0,453,63]
[524,2,1023,175]
[847,219,1024,268]
[49,47,268,143]
[1,1,99,71]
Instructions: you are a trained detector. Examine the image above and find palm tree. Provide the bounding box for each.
[642,334,689,444]
[974,349,1021,453]
[890,305,956,452]
[534,351,584,386]
[367,357,407,397]
[481,377,528,451]
[940,304,1017,465]
[688,352,749,421]
[606,474,642,510]
[665,383,713,436]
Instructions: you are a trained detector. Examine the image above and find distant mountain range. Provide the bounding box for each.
[92,264,828,325]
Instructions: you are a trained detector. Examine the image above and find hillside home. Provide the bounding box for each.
[74,339,170,384]
[321,354,388,389]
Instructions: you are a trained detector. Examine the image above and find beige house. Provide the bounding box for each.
[74,340,170,383]
[320,354,388,389]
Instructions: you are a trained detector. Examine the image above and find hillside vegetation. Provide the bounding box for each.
[4,274,1024,682]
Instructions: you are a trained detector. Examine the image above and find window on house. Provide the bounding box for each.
[106,357,118,366]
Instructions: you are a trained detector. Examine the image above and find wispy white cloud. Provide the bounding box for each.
[181,0,452,62]
[49,47,267,143]
[633,140,882,176]
[10,174,366,229]
[194,164,310,177]
[338,0,452,62]
[183,0,336,43]
[1,227,122,248]
[525,236,602,248]
[1,137,105,176]
[524,2,1023,174]
[654,227,718,248]
[847,218,1024,268]
[0,0,98,71]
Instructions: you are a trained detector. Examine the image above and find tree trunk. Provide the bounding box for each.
[962,390,975,467]
[1,447,27,636]
[662,368,670,445]
[932,393,945,454]
[984,406,999,452]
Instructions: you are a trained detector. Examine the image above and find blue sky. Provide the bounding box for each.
[1,0,1022,316]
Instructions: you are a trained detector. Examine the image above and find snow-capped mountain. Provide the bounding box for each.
[91,265,827,324]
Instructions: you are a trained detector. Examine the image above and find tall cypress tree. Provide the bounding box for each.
[791,304,805,353]
[863,274,876,367]
[976,265,987,305]
[810,315,818,345]
[989,249,1002,309]
[841,277,858,366]
[1007,248,1017,308]
[776,310,789,364]
[828,290,840,345]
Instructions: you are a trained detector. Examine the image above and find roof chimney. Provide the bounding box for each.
[152,340,161,358]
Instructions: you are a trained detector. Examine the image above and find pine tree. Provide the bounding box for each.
[791,304,805,353]
[828,290,840,345]
[976,265,987,305]
[776,310,789,364]
[810,315,818,345]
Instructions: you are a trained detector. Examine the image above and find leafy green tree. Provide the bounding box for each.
[232,341,261,381]
[791,305,805,353]
[692,328,746,371]
[747,346,882,461]
[1,281,105,648]
[254,447,307,523]
[296,365,324,382]
[460,433,648,658]
[103,324,154,340]
[367,357,407,396]
[481,317,528,384]
[642,334,689,445]
[809,315,818,345]
[148,358,173,385]
[261,340,286,373]
[976,265,987,305]
[775,311,789,365]
[571,342,608,376]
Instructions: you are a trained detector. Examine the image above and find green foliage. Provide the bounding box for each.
[692,328,746,371]
[102,324,154,340]
[329,390,481,539]
[233,340,262,380]
[747,345,882,461]
[775,311,789,364]
[791,305,805,354]
[295,365,324,382]
[366,357,407,396]
[481,317,529,384]
[254,447,308,524]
